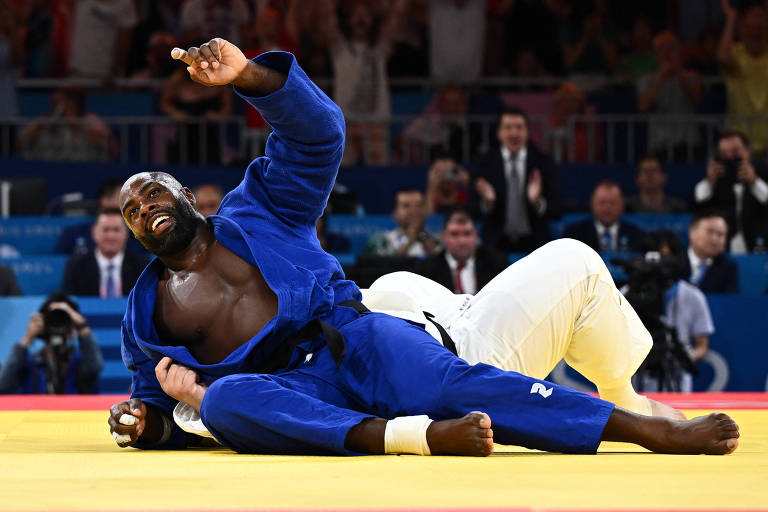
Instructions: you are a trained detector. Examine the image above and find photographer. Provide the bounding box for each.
[622,231,714,392]
[425,152,470,216]
[694,130,768,253]
[0,293,103,394]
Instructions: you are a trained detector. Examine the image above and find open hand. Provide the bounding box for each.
[171,38,248,87]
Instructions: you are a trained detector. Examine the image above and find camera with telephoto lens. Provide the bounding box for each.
[43,307,73,348]
[612,252,697,391]
[716,155,741,185]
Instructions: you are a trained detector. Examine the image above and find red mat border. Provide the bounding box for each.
[0,393,765,411]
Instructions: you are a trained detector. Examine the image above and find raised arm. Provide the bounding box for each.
[171,37,345,227]
[717,0,738,71]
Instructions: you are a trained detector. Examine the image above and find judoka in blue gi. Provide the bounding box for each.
[108,38,739,457]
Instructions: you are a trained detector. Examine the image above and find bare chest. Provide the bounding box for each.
[154,246,278,364]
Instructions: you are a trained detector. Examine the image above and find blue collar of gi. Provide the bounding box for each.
[124,215,291,376]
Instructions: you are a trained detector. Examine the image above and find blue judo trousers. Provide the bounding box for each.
[121,51,615,455]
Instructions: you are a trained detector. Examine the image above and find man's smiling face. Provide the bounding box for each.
[119,172,201,257]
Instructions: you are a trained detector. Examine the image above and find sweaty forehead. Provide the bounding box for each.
[120,172,184,203]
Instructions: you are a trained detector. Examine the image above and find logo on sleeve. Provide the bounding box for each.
[530,382,553,398]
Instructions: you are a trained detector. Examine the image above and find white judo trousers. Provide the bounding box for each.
[362,238,654,416]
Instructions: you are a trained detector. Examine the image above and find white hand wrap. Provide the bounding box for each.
[118,414,136,426]
[384,415,433,455]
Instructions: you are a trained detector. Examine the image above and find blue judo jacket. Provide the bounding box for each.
[121,52,361,448]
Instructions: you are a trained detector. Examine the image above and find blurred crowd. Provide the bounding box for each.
[1,0,768,165]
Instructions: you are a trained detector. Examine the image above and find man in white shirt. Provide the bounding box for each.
[62,209,147,297]
[694,130,768,253]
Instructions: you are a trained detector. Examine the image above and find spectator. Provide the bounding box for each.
[0,293,103,394]
[61,208,147,297]
[401,86,475,164]
[637,31,702,162]
[428,0,485,82]
[0,264,22,296]
[425,151,470,216]
[471,107,562,253]
[718,2,768,154]
[367,188,439,256]
[564,179,646,253]
[415,207,508,295]
[496,0,564,76]
[0,0,23,118]
[55,178,145,256]
[130,31,178,82]
[193,183,224,217]
[317,0,407,166]
[21,0,55,78]
[547,82,601,163]
[694,130,768,253]
[684,210,740,293]
[179,0,250,49]
[316,209,351,254]
[242,3,300,151]
[16,87,116,162]
[617,17,657,81]
[631,230,714,393]
[387,0,428,77]
[67,0,137,80]
[560,0,619,74]
[160,65,233,166]
[625,155,688,214]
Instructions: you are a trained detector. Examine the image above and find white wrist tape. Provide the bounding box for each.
[384,415,433,455]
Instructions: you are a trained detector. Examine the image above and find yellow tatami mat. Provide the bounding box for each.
[0,406,766,511]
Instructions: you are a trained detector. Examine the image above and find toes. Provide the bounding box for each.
[467,411,491,429]
[724,438,739,454]
[477,438,494,457]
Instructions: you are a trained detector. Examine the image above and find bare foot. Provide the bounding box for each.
[651,412,740,455]
[649,398,687,420]
[426,411,494,456]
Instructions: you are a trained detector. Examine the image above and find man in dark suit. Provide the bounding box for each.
[683,211,739,293]
[471,107,562,253]
[563,179,646,253]
[693,130,768,253]
[62,208,147,297]
[415,207,508,295]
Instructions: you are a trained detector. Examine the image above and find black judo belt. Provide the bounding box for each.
[257,300,458,374]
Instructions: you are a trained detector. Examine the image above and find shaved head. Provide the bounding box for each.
[120,171,202,257]
[121,172,185,203]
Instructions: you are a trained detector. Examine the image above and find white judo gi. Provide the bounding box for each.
[362,238,654,416]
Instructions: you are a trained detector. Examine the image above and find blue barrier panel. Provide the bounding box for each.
[0,255,68,295]
[732,254,768,295]
[550,213,692,244]
[0,216,90,255]
[2,293,766,393]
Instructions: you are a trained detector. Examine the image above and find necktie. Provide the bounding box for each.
[600,231,613,252]
[454,262,465,294]
[691,261,708,285]
[504,154,530,241]
[105,263,117,298]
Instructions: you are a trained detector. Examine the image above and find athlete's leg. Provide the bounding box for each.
[449,238,657,416]
[337,312,739,455]
[197,356,492,456]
